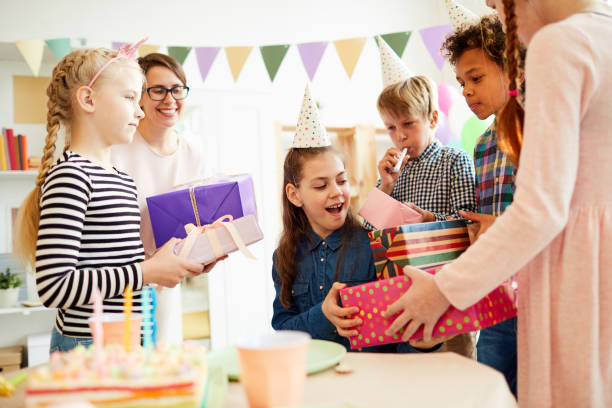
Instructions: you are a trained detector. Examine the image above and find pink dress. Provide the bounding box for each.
[435,12,612,407]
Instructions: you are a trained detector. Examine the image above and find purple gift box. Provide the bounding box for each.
[146,175,258,248]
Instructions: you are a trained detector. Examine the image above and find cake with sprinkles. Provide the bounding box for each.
[25,342,207,408]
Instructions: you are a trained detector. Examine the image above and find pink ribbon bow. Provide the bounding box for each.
[87,37,148,87]
[179,215,256,262]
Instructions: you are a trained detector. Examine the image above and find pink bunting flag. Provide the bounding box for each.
[195,47,221,83]
[297,42,328,81]
[419,25,452,71]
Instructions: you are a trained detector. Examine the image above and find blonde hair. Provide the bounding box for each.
[377,75,438,121]
[496,0,524,166]
[14,48,139,268]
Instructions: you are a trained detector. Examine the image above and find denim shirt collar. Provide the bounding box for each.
[299,225,344,254]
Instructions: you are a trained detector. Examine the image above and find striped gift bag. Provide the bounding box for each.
[369,220,470,280]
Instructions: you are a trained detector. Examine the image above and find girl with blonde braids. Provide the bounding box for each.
[15,44,204,352]
[385,0,612,406]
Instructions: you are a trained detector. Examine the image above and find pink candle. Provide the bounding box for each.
[92,287,105,376]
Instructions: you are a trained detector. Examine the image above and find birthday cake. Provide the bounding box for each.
[25,342,207,408]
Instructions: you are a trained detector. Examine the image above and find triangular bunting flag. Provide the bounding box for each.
[333,37,367,79]
[260,44,290,82]
[376,36,414,88]
[225,46,253,82]
[139,44,160,57]
[292,84,330,148]
[195,47,220,83]
[419,25,452,71]
[445,0,480,31]
[297,41,328,81]
[15,40,45,76]
[45,38,71,61]
[379,31,412,58]
[167,46,192,65]
[111,42,128,50]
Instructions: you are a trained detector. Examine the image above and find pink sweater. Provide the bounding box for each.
[435,12,612,407]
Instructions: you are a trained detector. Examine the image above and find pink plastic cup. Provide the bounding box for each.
[88,313,142,349]
[236,330,311,408]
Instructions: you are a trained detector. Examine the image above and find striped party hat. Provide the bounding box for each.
[376,36,414,88]
[292,84,331,148]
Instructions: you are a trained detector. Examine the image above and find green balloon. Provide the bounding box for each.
[461,116,491,155]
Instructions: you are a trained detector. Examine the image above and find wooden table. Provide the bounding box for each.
[3,352,516,407]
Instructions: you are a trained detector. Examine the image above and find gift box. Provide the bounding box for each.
[173,215,263,264]
[369,220,470,280]
[357,188,421,230]
[146,175,257,248]
[340,270,517,349]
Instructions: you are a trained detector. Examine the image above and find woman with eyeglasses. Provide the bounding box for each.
[112,53,222,345]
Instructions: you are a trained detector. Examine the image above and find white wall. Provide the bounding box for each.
[0,0,494,156]
[0,0,495,348]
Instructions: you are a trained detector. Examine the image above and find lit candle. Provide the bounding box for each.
[123,286,132,353]
[92,287,105,376]
[142,286,153,353]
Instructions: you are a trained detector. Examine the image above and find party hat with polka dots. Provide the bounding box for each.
[376,36,414,89]
[445,0,480,31]
[292,84,331,148]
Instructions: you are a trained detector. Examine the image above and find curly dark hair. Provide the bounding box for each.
[441,14,507,68]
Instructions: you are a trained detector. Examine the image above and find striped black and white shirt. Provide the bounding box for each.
[364,139,476,230]
[36,151,146,337]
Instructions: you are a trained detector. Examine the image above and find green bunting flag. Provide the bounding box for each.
[380,32,412,58]
[260,44,290,82]
[45,38,71,61]
[167,46,192,65]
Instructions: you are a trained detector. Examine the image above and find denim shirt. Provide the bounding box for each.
[272,225,421,353]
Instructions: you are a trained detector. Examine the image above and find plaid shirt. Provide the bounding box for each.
[365,139,476,229]
[473,125,515,216]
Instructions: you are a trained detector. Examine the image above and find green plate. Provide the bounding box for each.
[207,339,346,381]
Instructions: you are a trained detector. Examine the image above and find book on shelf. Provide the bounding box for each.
[16,135,23,170]
[28,156,41,169]
[19,134,29,170]
[2,129,10,169]
[4,128,17,170]
[0,128,31,171]
[0,131,6,170]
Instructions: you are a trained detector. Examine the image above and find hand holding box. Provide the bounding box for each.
[340,269,517,349]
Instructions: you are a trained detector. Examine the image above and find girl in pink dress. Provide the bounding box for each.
[386,1,612,406]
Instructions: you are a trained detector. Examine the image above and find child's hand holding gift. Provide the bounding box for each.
[408,334,457,350]
[404,202,435,223]
[459,210,498,242]
[322,282,363,338]
[142,238,205,287]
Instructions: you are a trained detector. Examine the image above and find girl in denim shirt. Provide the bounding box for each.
[271,145,433,353]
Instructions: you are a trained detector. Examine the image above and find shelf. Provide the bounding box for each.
[0,170,37,179]
[0,305,54,315]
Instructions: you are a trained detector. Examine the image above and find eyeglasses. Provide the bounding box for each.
[145,85,190,101]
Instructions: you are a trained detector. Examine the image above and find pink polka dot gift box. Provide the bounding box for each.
[340,269,517,349]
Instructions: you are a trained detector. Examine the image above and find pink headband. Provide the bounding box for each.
[87,37,148,87]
